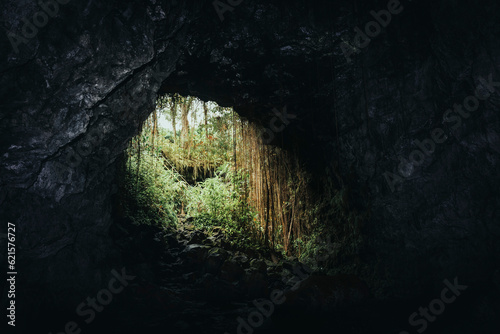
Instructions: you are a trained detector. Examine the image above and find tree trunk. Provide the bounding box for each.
[151,110,157,151]
[169,96,178,142]
[203,102,208,138]
[181,96,193,148]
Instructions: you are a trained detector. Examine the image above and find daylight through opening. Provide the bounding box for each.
[115,93,362,264]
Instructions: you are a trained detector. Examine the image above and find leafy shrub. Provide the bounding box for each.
[121,148,186,227]
[186,163,256,229]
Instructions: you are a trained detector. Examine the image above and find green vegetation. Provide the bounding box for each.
[117,93,367,267]
[119,134,185,227]
[186,163,253,228]
[117,95,266,253]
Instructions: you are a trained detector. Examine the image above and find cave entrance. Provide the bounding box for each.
[110,90,365,334]
[116,92,343,265]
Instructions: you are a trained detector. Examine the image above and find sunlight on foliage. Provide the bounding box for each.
[117,93,367,267]
[186,163,257,230]
[121,147,184,227]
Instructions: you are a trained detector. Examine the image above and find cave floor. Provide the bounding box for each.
[35,219,500,334]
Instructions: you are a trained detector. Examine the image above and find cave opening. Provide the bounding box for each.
[112,91,357,264]
[103,88,371,334]
[3,0,500,333]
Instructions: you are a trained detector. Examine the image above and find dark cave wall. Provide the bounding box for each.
[1,0,499,313]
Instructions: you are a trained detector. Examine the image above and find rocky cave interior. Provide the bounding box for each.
[1,0,500,333]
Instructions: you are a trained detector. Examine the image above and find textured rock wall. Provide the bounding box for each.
[1,0,499,317]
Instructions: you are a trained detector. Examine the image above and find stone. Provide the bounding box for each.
[181,244,211,265]
[220,259,245,282]
[1,1,499,329]
[205,247,229,275]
